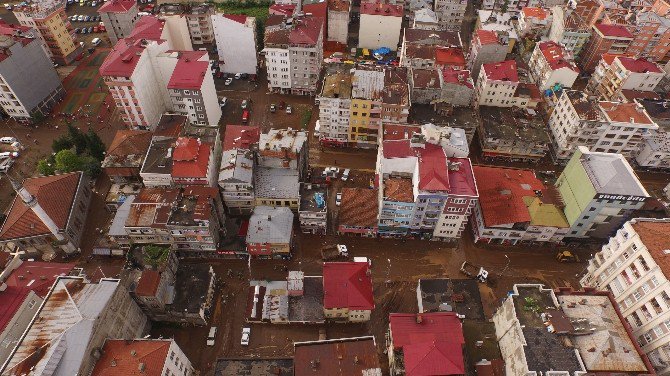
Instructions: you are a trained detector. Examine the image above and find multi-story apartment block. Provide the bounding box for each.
[573,0,604,27]
[476,10,517,53]
[494,284,653,376]
[299,183,328,235]
[322,262,374,322]
[141,135,218,187]
[246,206,294,259]
[624,11,670,63]
[158,4,214,45]
[327,0,350,44]
[475,60,531,108]
[409,68,442,104]
[0,21,63,122]
[113,186,226,257]
[338,187,379,237]
[548,6,591,55]
[0,172,91,258]
[580,218,670,374]
[555,146,650,240]
[350,66,384,148]
[549,90,608,160]
[218,149,255,215]
[13,0,80,65]
[102,129,153,183]
[433,0,467,31]
[440,68,474,106]
[212,14,257,75]
[91,339,195,376]
[471,166,569,245]
[98,0,139,44]
[478,106,550,161]
[413,8,441,30]
[587,55,664,101]
[467,29,508,78]
[100,16,220,129]
[635,99,670,170]
[358,1,403,50]
[264,15,323,95]
[595,101,658,157]
[516,7,552,37]
[1,277,147,376]
[381,68,411,123]
[400,28,462,68]
[528,41,579,90]
[258,128,308,178]
[317,65,352,147]
[580,23,634,73]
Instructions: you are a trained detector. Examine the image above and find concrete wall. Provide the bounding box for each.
[358,14,402,50]
[212,14,258,74]
[100,6,139,44]
[328,10,349,44]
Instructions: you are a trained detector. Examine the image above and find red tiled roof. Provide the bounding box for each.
[0,261,75,333]
[617,56,663,74]
[620,89,661,102]
[382,140,413,158]
[360,1,403,17]
[134,270,161,297]
[339,188,379,229]
[521,7,548,20]
[105,130,152,160]
[224,14,248,24]
[0,21,36,63]
[472,166,544,227]
[223,125,260,151]
[172,137,212,179]
[289,16,323,45]
[269,3,295,16]
[418,143,449,192]
[167,51,208,90]
[130,15,166,40]
[382,124,421,141]
[447,158,478,197]
[475,29,499,45]
[90,339,170,376]
[632,221,670,279]
[389,312,465,376]
[483,60,518,82]
[595,23,634,38]
[99,38,147,78]
[0,172,81,240]
[323,262,374,310]
[435,47,465,68]
[538,41,579,72]
[441,68,473,88]
[98,0,136,13]
[599,102,654,124]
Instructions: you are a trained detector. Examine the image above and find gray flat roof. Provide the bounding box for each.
[579,149,649,196]
[247,206,294,244]
[255,167,299,199]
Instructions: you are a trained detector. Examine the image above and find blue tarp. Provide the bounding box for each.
[314,192,325,208]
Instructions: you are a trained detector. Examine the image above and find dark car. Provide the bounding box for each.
[240,73,249,80]
[74,28,81,33]
[87,26,93,33]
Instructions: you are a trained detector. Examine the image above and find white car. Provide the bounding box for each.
[0,137,17,144]
[0,152,19,159]
[77,15,85,21]
[234,73,241,79]
[224,78,233,86]
[219,97,227,107]
[341,168,350,181]
[336,192,342,206]
[241,327,250,346]
[206,327,217,346]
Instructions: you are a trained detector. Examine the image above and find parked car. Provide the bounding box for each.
[84,15,90,21]
[77,15,85,21]
[87,26,93,33]
[74,28,81,33]
[91,37,101,46]
[241,327,250,346]
[0,152,19,159]
[240,73,249,80]
[93,26,98,33]
[241,99,249,109]
[206,327,217,346]
[69,15,77,21]
[242,109,249,123]
[285,105,292,114]
[224,78,232,86]
[80,28,87,34]
[342,168,350,181]
[4,3,12,10]
[336,192,342,206]
[91,1,96,5]
[234,73,241,79]
[0,137,17,144]
[219,97,227,107]
[270,103,276,113]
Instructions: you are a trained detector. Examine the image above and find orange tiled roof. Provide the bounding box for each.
[90,340,171,376]
[632,221,670,279]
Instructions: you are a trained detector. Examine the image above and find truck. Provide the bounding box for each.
[321,244,348,261]
[460,261,490,283]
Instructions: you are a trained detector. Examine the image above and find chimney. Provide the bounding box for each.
[138,362,146,372]
[354,355,359,364]
[268,215,272,221]
[131,350,137,357]
[416,314,423,323]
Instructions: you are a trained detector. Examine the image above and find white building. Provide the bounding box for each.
[528,41,579,90]
[474,60,518,107]
[91,339,194,376]
[218,149,255,215]
[328,0,350,44]
[412,8,440,30]
[212,14,258,75]
[434,0,467,31]
[516,6,551,36]
[317,67,352,147]
[548,6,591,55]
[587,55,665,101]
[358,2,403,50]
[580,219,670,375]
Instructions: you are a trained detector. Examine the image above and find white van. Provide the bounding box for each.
[0,137,17,144]
[206,327,217,346]
[91,38,101,46]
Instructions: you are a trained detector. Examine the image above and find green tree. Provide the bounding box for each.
[85,129,106,161]
[143,245,170,268]
[52,136,73,153]
[37,159,55,176]
[54,149,83,172]
[67,124,87,154]
[80,155,101,177]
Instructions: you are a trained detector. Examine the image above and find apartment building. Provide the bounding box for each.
[400,28,462,69]
[478,106,550,161]
[624,11,670,63]
[338,188,379,237]
[112,186,226,257]
[471,166,569,245]
[413,8,440,30]
[587,55,664,101]
[433,0,467,31]
[246,206,294,259]
[597,101,658,157]
[548,6,591,55]
[409,68,442,104]
[186,4,214,44]
[493,284,653,375]
[476,10,517,53]
[580,218,670,374]
[580,23,634,73]
[358,1,403,50]
[635,99,670,170]
[212,14,257,75]
[382,68,411,123]
[91,339,194,376]
[218,149,255,215]
[516,7,551,37]
[327,0,350,44]
[102,129,152,183]
[0,172,91,258]
[294,337,381,375]
[299,183,328,235]
[264,15,323,95]
[350,66,384,148]
[13,0,81,65]
[467,29,508,78]
[0,21,63,122]
[528,41,579,90]
[549,90,608,160]
[555,146,650,240]
[317,65,352,147]
[322,262,374,322]
[98,0,139,44]
[440,68,475,107]
[140,135,218,187]
[258,128,308,178]
[473,60,518,107]
[100,16,220,129]
[1,277,147,376]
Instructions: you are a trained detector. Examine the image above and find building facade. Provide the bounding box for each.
[358,2,403,50]
[98,0,139,44]
[579,23,634,73]
[528,41,579,91]
[587,55,664,101]
[212,14,257,75]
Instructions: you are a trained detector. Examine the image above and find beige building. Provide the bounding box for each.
[587,55,665,101]
[358,2,403,50]
[581,219,670,374]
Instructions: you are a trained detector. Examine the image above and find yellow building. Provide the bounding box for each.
[349,98,382,148]
[14,2,80,65]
